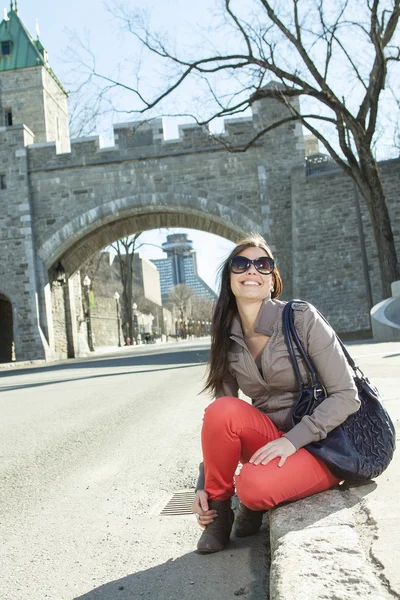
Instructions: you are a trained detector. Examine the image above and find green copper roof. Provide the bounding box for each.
[0,7,66,93]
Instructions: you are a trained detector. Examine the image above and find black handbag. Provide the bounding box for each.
[283,300,396,483]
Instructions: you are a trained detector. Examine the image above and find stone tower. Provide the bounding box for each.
[0,3,70,152]
[0,4,71,361]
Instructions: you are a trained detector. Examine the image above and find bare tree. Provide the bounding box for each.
[168,284,194,336]
[68,90,104,139]
[191,295,215,322]
[82,0,400,297]
[111,233,142,341]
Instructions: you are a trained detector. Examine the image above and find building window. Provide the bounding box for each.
[1,41,12,55]
[0,174,6,190]
[4,109,13,127]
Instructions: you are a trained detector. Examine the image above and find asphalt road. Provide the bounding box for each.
[0,341,270,600]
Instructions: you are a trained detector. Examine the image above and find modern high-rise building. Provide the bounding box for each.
[151,234,217,302]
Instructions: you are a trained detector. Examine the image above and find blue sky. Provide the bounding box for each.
[17,0,236,291]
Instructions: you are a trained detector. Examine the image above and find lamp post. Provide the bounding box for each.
[83,275,94,352]
[114,291,121,347]
[132,302,139,344]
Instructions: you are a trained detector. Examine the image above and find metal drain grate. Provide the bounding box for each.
[160,490,196,516]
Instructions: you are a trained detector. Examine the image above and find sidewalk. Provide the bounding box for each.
[0,337,209,371]
[269,340,400,600]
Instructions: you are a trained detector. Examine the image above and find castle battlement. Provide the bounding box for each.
[25,114,261,170]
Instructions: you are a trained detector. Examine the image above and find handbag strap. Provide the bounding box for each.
[283,301,320,386]
[283,302,305,387]
[285,299,365,379]
[285,301,320,386]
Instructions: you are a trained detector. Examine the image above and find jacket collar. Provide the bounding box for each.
[230,298,284,340]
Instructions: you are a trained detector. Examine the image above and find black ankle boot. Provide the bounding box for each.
[232,502,264,537]
[197,499,234,553]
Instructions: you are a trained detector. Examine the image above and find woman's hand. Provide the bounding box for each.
[191,490,217,529]
[249,437,297,467]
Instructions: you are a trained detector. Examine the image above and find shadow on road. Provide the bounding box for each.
[0,348,210,377]
[73,528,270,600]
[0,364,207,393]
[0,349,210,392]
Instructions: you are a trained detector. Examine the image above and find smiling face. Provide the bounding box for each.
[229,246,275,303]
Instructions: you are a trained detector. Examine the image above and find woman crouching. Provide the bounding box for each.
[192,233,359,553]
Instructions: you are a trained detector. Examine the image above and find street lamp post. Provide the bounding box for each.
[114,291,121,347]
[132,303,139,344]
[83,275,94,352]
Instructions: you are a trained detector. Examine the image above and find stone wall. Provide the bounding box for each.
[0,67,48,142]
[71,271,90,357]
[91,296,120,348]
[291,158,400,334]
[0,294,13,362]
[41,68,70,153]
[27,120,263,275]
[0,125,48,360]
[252,96,305,298]
[51,282,68,358]
[0,66,70,152]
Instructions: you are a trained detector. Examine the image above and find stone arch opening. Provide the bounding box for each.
[36,200,261,361]
[38,195,261,276]
[0,294,14,363]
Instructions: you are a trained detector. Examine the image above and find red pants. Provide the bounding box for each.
[202,396,340,510]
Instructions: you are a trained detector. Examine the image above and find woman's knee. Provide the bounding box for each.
[236,463,278,511]
[203,396,245,424]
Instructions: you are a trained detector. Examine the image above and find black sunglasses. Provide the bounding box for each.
[229,255,275,275]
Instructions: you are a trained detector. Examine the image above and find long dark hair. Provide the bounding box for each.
[203,233,283,397]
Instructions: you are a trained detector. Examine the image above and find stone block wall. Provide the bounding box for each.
[381,160,400,248]
[252,96,306,299]
[0,67,47,142]
[41,68,70,153]
[0,294,13,362]
[291,159,400,334]
[91,296,120,348]
[27,121,263,274]
[0,66,70,152]
[71,271,90,357]
[51,281,68,358]
[0,125,47,360]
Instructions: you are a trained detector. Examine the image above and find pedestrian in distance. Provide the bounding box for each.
[192,233,360,553]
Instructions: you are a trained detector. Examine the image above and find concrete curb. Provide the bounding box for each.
[269,489,388,600]
[0,359,47,370]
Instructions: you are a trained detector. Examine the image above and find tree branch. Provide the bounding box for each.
[225,0,254,57]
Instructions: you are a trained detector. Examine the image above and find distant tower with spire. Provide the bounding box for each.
[0,2,70,151]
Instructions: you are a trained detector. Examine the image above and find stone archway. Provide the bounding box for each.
[37,194,261,275]
[35,205,253,361]
[0,294,14,362]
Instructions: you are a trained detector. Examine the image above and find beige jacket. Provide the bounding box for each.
[219,298,360,450]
